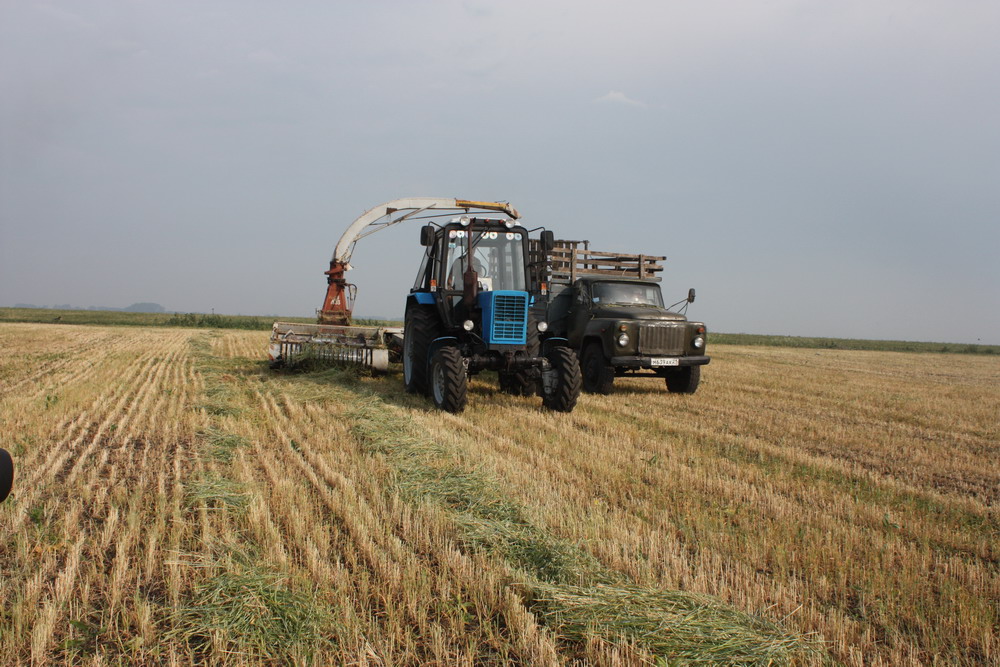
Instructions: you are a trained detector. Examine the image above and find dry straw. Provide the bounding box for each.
[348,396,819,664]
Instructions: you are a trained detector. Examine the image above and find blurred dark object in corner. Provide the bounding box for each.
[0,448,13,503]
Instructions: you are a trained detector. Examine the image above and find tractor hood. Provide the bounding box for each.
[590,305,688,322]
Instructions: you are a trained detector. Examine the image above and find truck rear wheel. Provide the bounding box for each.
[581,342,615,394]
[403,306,437,394]
[542,346,582,412]
[665,365,700,394]
[430,346,468,413]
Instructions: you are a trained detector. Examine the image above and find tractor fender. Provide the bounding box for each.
[541,337,571,356]
[406,293,436,312]
[427,336,460,365]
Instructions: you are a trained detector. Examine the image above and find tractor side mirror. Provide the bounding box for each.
[540,230,555,253]
[420,225,435,247]
[687,288,696,303]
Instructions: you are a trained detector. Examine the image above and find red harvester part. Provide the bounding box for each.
[317,260,357,325]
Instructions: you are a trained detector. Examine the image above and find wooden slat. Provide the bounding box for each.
[529,239,666,285]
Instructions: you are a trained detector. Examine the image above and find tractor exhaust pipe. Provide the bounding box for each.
[462,221,479,307]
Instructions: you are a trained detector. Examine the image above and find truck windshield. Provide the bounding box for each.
[444,229,526,292]
[591,282,664,307]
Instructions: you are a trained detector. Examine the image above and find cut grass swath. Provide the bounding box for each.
[166,548,333,663]
[347,396,819,664]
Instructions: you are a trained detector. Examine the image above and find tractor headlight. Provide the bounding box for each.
[463,320,475,331]
[460,216,471,227]
[505,220,515,229]
[536,321,548,333]
[693,336,705,349]
[617,333,630,347]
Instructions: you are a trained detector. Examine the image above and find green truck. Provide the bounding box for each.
[533,240,710,394]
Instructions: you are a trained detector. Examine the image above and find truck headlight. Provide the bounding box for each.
[693,336,705,349]
[536,321,548,333]
[617,333,630,347]
[463,320,475,331]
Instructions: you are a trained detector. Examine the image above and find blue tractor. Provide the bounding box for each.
[403,216,581,413]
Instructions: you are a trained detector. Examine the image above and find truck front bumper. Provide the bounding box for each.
[609,355,711,369]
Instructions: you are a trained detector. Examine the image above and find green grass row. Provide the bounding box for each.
[711,332,998,355]
[0,307,395,331]
[3,307,995,354]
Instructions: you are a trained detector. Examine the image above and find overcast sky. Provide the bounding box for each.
[2,1,998,343]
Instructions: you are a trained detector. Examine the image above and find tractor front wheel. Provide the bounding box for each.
[430,346,468,413]
[542,346,582,413]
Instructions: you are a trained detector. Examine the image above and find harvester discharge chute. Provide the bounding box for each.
[269,198,520,371]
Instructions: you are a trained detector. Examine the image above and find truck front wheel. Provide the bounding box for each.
[541,346,582,412]
[665,365,700,394]
[430,346,468,413]
[581,343,615,394]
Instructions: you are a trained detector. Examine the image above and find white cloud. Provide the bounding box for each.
[595,90,645,107]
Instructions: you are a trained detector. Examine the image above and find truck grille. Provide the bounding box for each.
[491,293,528,344]
[638,323,685,355]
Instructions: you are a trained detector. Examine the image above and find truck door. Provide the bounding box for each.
[568,280,591,349]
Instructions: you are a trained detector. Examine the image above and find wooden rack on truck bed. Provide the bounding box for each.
[530,239,665,285]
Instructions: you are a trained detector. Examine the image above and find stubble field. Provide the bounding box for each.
[0,322,996,665]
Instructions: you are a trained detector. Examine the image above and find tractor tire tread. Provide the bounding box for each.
[403,305,438,394]
[542,346,582,412]
[431,346,468,412]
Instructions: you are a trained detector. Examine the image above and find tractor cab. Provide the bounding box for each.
[413,217,535,346]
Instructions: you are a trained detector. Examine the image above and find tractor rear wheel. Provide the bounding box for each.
[542,346,582,412]
[665,365,700,394]
[581,342,615,394]
[430,346,468,413]
[403,306,437,394]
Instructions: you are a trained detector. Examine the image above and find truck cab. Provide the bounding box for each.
[533,239,710,395]
[549,276,709,394]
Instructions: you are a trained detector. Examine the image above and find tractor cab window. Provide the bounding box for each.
[591,281,664,307]
[444,228,526,292]
[413,248,432,291]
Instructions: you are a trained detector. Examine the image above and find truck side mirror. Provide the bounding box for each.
[687,288,696,303]
[420,225,435,247]
[540,230,555,253]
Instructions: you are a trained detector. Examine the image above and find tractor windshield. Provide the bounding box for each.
[444,228,526,292]
[591,281,665,307]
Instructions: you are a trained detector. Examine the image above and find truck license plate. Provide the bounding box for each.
[651,357,680,367]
